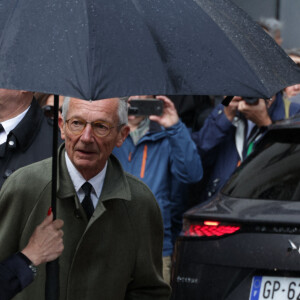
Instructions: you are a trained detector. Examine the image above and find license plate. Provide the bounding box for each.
[250,276,300,300]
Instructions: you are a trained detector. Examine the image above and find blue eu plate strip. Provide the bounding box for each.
[250,276,262,300]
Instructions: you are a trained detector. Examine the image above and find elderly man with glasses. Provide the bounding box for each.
[0,97,170,300]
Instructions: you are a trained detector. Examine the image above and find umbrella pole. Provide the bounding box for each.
[45,94,60,300]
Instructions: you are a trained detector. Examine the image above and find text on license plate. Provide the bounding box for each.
[250,276,300,300]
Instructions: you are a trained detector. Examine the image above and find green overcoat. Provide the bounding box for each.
[0,144,170,299]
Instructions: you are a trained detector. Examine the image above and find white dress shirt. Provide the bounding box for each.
[0,106,30,145]
[65,152,107,208]
[233,116,256,162]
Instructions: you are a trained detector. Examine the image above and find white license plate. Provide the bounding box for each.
[250,276,300,300]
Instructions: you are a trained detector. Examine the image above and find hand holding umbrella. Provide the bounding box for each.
[21,211,64,267]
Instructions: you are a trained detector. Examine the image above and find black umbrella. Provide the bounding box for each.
[1,0,300,299]
[1,0,300,100]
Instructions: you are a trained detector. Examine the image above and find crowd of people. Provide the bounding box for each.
[0,18,300,300]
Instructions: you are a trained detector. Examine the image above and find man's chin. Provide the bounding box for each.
[74,158,95,170]
[73,152,97,166]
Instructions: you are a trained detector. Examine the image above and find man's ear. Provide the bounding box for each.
[115,125,130,148]
[58,116,66,140]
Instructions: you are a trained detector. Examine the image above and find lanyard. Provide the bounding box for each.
[247,142,254,156]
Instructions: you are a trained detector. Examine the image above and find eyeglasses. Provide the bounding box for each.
[65,117,122,137]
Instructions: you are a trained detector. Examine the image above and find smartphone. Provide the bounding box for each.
[128,99,163,116]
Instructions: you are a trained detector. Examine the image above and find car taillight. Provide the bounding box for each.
[183,220,240,237]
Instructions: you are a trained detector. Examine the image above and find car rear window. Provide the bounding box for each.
[222,142,300,200]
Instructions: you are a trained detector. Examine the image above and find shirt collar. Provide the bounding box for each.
[2,98,46,151]
[65,151,107,199]
[0,106,30,144]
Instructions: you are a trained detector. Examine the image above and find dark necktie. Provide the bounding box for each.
[81,182,94,220]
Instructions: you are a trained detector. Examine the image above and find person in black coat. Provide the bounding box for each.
[0,89,63,189]
[0,211,64,300]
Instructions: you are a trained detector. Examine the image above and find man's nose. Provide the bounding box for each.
[80,124,94,142]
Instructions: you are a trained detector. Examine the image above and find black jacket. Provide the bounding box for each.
[0,253,33,300]
[0,98,63,189]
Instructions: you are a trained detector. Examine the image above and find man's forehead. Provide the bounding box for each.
[69,98,119,109]
[68,98,119,120]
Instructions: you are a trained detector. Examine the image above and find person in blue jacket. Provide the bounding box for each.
[192,92,300,203]
[113,95,203,284]
[0,211,64,300]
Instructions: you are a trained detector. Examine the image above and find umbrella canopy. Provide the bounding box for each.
[1,0,300,100]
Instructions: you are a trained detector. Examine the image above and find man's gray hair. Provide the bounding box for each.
[61,96,70,121]
[61,97,128,125]
[118,97,128,125]
[258,18,283,39]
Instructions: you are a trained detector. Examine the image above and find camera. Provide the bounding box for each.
[244,97,259,104]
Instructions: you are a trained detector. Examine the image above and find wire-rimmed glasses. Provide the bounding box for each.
[66,117,122,137]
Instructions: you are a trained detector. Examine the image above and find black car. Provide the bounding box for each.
[171,117,300,300]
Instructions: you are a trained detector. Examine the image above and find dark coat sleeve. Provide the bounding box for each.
[0,253,33,300]
[167,121,203,183]
[192,103,235,167]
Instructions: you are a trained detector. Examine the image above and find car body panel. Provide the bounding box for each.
[185,196,300,224]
